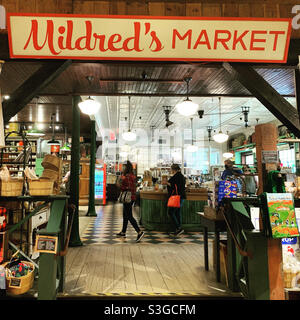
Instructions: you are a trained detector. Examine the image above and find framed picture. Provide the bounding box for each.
[34,235,58,254]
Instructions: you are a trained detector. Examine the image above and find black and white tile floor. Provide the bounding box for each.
[81,203,226,245]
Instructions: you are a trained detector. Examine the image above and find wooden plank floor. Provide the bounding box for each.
[64,206,239,297]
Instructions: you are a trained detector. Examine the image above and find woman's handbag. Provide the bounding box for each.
[118,190,132,203]
[167,184,181,208]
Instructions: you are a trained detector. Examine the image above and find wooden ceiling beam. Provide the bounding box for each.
[2,60,72,123]
[36,92,295,98]
[223,62,300,137]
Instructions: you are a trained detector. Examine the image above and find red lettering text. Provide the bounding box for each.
[269,30,285,51]
[250,30,267,51]
[232,30,249,50]
[214,30,232,50]
[193,30,211,50]
[24,19,61,55]
[172,29,192,49]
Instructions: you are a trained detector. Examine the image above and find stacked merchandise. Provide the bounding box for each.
[217,180,238,205]
[282,237,300,288]
[205,180,237,220]
[24,167,54,196]
[25,154,62,195]
[41,155,62,194]
[143,170,153,188]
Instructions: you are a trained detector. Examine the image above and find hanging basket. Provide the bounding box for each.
[2,261,35,295]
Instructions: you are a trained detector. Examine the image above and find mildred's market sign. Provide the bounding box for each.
[7,13,291,63]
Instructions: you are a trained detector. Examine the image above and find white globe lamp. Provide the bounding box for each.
[223,152,234,159]
[176,77,198,116]
[176,99,198,117]
[213,131,229,144]
[78,96,101,115]
[122,130,136,142]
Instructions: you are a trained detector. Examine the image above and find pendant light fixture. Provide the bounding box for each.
[187,118,198,152]
[61,126,71,152]
[176,77,198,117]
[207,126,213,142]
[223,152,234,159]
[78,76,101,115]
[242,106,250,128]
[47,113,60,145]
[122,96,136,141]
[213,97,229,144]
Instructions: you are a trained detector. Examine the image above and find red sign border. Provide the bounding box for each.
[7,13,292,63]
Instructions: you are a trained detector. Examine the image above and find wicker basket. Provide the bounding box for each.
[42,155,61,171]
[3,261,35,295]
[41,168,59,181]
[0,179,23,196]
[28,179,54,196]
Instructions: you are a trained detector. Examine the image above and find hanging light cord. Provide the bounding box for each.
[51,114,55,138]
[128,96,131,132]
[185,77,192,100]
[219,97,222,131]
[191,118,193,143]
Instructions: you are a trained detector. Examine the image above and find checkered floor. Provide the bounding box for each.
[81,203,226,245]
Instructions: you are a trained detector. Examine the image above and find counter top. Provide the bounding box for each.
[140,190,208,201]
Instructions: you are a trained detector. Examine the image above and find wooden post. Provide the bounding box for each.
[255,122,285,300]
[69,96,83,247]
[255,123,278,195]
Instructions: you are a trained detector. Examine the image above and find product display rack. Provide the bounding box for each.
[1,135,37,177]
[0,131,38,258]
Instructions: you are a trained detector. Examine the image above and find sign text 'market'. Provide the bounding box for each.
[7,14,292,62]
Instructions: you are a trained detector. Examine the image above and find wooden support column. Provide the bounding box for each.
[255,123,278,195]
[223,62,300,138]
[69,96,83,247]
[2,60,72,122]
[294,68,300,178]
[255,122,285,300]
[86,120,97,216]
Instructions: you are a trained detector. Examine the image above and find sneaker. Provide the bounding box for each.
[174,229,184,236]
[116,232,126,237]
[136,231,145,243]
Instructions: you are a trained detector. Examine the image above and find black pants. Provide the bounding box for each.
[122,201,140,233]
[168,199,184,231]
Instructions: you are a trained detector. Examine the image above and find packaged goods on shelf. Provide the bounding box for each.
[282,238,300,289]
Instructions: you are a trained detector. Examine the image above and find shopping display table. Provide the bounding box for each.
[140,190,208,232]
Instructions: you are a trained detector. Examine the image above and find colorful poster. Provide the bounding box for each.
[266,193,300,238]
